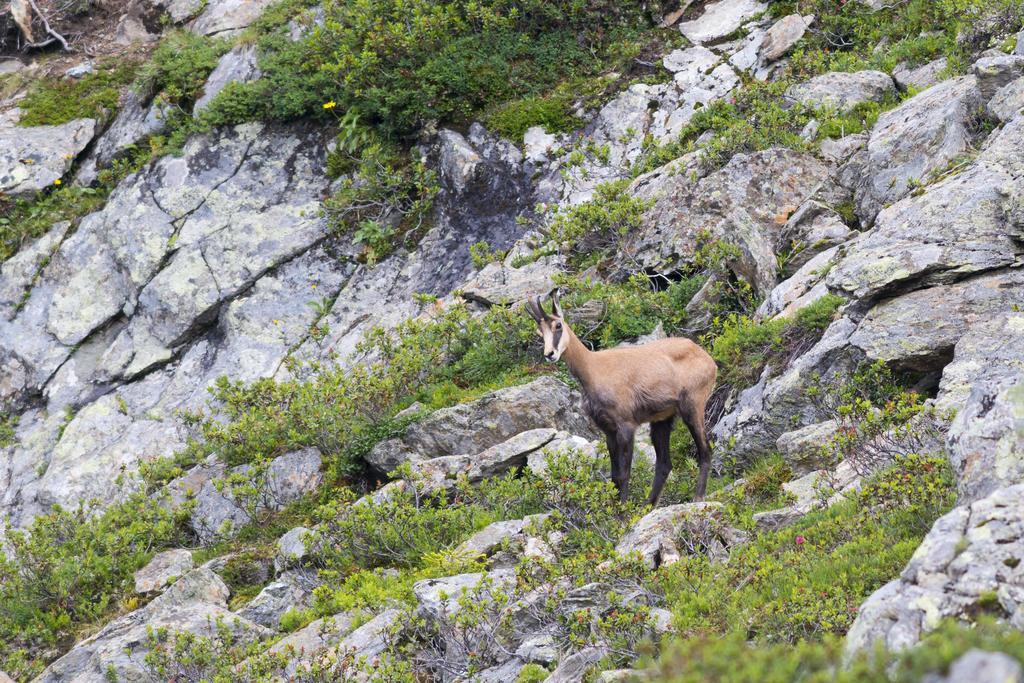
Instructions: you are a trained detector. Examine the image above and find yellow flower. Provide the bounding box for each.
[323,101,337,110]
[53,179,62,186]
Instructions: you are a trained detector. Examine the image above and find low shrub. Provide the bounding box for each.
[135,31,230,109]
[660,454,955,645]
[709,294,844,389]
[177,302,537,480]
[0,495,186,679]
[545,180,650,267]
[308,0,649,137]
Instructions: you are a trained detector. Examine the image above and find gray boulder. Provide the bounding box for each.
[34,568,270,682]
[710,316,860,470]
[0,58,25,74]
[190,0,275,36]
[334,608,401,661]
[842,76,983,225]
[367,428,558,498]
[716,265,1023,470]
[527,432,599,476]
[193,44,262,115]
[516,634,558,663]
[615,502,746,568]
[830,109,1024,300]
[235,569,318,629]
[936,313,1024,504]
[778,200,855,274]
[775,420,839,475]
[458,249,563,307]
[755,245,840,320]
[759,14,810,63]
[134,548,194,594]
[76,91,169,185]
[366,377,592,474]
[972,54,1024,100]
[820,132,867,164]
[0,118,95,198]
[274,526,312,573]
[943,650,1023,683]
[845,484,1024,658]
[893,58,948,92]
[626,148,831,296]
[260,612,358,676]
[753,459,862,531]
[189,448,322,543]
[989,77,1024,122]
[474,658,527,682]
[413,570,515,621]
[546,646,608,683]
[846,270,1024,371]
[678,0,767,44]
[456,513,550,566]
[0,221,70,326]
[650,47,740,143]
[787,71,895,113]
[147,0,205,23]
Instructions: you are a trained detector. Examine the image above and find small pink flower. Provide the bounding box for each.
[795,535,806,546]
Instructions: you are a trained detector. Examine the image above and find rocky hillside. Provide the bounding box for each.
[1,0,1024,680]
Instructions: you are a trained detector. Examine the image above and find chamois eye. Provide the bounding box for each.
[554,322,562,330]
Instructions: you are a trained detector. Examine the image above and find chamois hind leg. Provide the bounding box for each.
[648,417,674,507]
[679,398,712,501]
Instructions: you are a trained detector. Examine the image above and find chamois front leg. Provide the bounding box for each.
[612,426,636,504]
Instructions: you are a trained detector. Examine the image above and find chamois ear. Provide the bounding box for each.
[526,295,547,323]
[548,288,564,318]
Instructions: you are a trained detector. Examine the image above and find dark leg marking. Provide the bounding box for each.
[648,417,675,506]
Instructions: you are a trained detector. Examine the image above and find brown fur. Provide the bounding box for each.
[528,293,717,505]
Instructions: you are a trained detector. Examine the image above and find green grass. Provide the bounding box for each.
[17,60,139,127]
[0,186,107,262]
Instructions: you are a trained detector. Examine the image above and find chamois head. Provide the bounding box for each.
[527,289,569,362]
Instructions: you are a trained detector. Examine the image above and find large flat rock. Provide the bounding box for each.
[0,118,95,198]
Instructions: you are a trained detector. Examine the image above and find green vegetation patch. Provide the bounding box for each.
[17,59,138,127]
[0,495,187,679]
[710,294,845,389]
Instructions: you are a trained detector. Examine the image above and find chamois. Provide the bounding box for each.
[527,290,717,505]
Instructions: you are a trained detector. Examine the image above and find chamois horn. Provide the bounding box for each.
[548,287,563,318]
[527,295,548,322]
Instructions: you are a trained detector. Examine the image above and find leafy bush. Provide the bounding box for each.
[324,136,439,263]
[659,454,955,646]
[0,412,18,447]
[309,0,649,136]
[178,302,537,478]
[136,31,230,109]
[310,470,497,571]
[0,181,107,264]
[545,180,650,266]
[649,617,1024,682]
[709,294,845,389]
[0,496,185,679]
[198,2,336,126]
